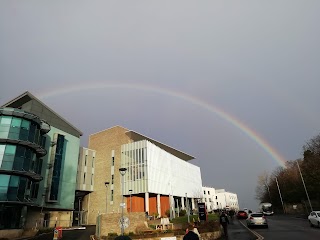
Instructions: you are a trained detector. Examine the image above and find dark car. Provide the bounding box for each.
[237,210,248,219]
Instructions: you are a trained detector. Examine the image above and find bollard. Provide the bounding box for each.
[53,228,59,240]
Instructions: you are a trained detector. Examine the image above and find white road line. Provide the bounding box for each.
[238,220,264,240]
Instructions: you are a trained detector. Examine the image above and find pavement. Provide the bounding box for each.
[10,219,257,240]
[221,219,256,240]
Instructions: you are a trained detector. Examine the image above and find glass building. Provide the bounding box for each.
[0,107,49,229]
[0,91,82,235]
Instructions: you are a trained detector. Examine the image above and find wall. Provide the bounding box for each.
[97,212,146,237]
[86,126,132,225]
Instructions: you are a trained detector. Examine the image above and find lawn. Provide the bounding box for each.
[170,213,219,224]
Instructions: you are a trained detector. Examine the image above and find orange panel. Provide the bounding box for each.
[149,195,157,215]
[160,196,170,217]
[127,196,145,212]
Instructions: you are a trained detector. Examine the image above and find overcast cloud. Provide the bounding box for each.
[1,0,320,210]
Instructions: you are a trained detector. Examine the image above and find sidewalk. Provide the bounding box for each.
[220,219,256,240]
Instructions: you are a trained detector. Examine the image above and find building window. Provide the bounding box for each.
[91,174,93,185]
[49,134,64,201]
[203,191,206,195]
[111,190,114,201]
[84,155,87,166]
[111,175,114,184]
[83,173,86,184]
[208,191,210,195]
[92,157,95,168]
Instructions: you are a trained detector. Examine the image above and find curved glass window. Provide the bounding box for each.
[0,144,36,171]
[0,116,42,146]
[11,118,22,128]
[0,116,12,125]
[0,175,27,202]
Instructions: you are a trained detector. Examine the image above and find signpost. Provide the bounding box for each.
[198,203,207,221]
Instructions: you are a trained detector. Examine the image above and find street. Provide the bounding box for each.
[238,215,320,240]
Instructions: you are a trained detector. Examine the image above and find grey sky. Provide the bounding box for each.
[1,1,320,210]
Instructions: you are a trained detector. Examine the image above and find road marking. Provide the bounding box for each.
[238,220,264,240]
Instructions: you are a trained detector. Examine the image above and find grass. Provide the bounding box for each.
[171,213,219,224]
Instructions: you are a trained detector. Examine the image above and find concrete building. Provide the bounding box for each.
[83,126,203,225]
[0,92,82,235]
[215,189,239,211]
[202,186,216,212]
[202,187,239,212]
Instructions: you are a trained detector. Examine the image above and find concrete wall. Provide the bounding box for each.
[97,212,146,237]
[0,229,23,239]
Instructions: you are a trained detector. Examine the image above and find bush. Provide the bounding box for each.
[165,209,170,217]
[179,209,187,216]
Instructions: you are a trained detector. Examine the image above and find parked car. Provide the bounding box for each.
[246,212,268,228]
[236,210,248,219]
[308,211,320,227]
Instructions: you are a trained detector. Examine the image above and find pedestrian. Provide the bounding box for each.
[219,211,229,239]
[183,223,200,240]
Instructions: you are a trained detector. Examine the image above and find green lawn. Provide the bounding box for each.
[170,213,219,224]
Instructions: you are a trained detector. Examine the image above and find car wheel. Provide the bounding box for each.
[309,221,313,227]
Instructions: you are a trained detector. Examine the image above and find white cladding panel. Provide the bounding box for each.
[146,141,202,198]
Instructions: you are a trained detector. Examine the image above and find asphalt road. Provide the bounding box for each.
[238,215,320,240]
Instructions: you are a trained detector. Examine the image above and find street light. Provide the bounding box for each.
[129,189,133,213]
[296,160,313,212]
[105,182,110,213]
[185,193,190,223]
[119,167,127,236]
[78,197,82,226]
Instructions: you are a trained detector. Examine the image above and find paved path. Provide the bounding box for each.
[222,219,256,240]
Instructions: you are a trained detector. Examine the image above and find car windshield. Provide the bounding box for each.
[251,213,263,217]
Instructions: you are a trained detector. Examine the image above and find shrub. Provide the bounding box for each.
[179,209,187,216]
[165,209,170,217]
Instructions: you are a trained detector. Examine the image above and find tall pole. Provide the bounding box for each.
[186,193,190,223]
[78,197,81,226]
[119,168,127,236]
[296,160,313,211]
[275,177,285,214]
[105,182,110,213]
[129,189,132,213]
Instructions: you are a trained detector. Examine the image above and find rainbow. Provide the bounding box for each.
[36,82,287,168]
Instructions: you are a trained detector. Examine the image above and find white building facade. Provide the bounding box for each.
[215,189,239,211]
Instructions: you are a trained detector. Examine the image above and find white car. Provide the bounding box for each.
[308,211,320,227]
[246,212,268,228]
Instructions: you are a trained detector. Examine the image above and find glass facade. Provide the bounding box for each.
[0,108,49,229]
[121,140,148,194]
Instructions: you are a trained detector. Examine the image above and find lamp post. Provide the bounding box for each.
[119,167,127,236]
[186,193,190,223]
[78,197,82,226]
[129,189,133,213]
[275,177,285,214]
[296,160,313,212]
[105,182,110,213]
